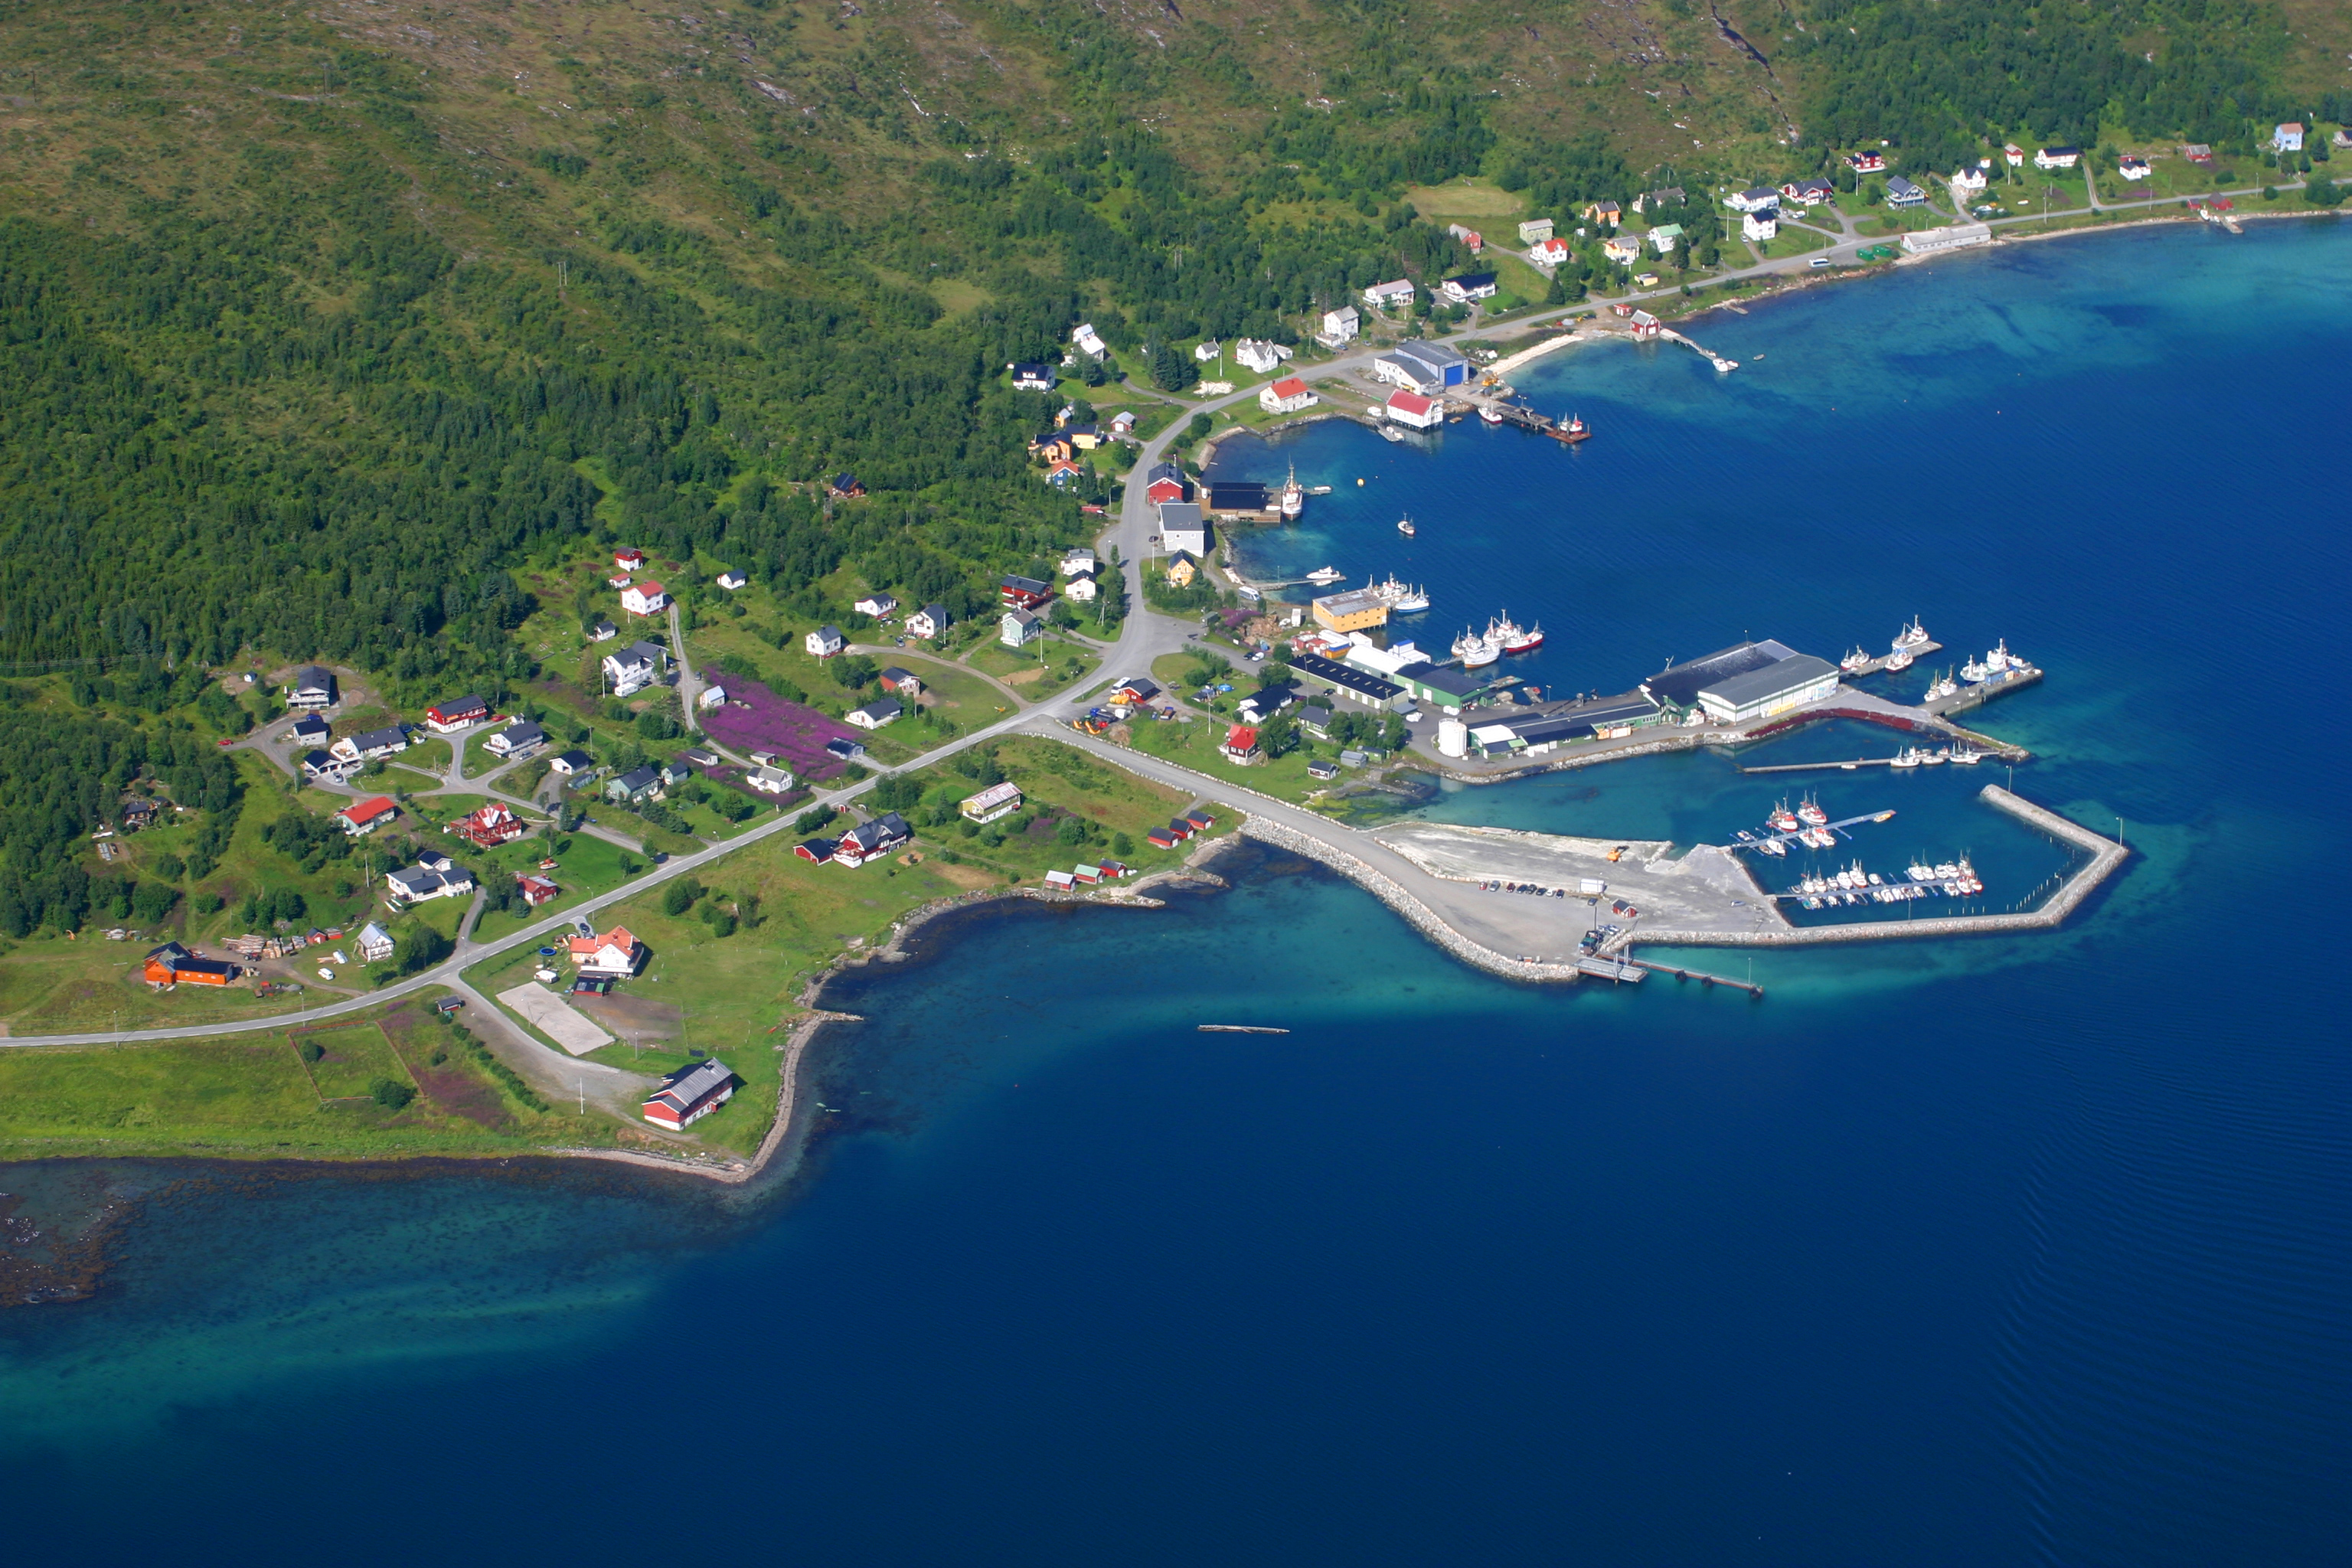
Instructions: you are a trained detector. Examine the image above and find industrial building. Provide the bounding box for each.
[1310,587,1391,634]
[1371,341,1469,395]
[1641,640,1805,713]
[1694,654,1841,724]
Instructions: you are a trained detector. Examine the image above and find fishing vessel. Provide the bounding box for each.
[1949,743,1982,765]
[1960,654,1992,684]
[1379,424,1405,443]
[1890,747,1922,769]
[1885,647,1915,673]
[1305,565,1346,585]
[1478,403,1504,424]
[1840,646,1873,674]
[1925,668,1959,701]
[1769,801,1802,834]
[1279,462,1305,520]
[1550,412,1592,445]
[1756,837,1787,857]
[1370,573,1430,614]
[1796,795,1828,827]
[1396,515,1416,537]
[1893,617,1931,651]
[1452,627,1501,668]
[1488,612,1545,654]
[1984,638,2023,673]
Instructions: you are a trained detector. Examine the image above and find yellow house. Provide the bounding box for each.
[1311,586,1390,634]
[1165,552,1200,588]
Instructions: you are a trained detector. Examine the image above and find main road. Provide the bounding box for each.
[6,172,2313,1055]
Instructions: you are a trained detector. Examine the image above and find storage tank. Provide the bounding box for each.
[1437,718,1468,759]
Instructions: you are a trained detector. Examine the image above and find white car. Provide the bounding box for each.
[317,967,337,981]
[1809,256,1832,268]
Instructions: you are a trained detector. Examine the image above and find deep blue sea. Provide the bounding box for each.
[6,223,2350,1566]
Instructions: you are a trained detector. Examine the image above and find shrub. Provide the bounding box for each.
[371,1078,416,1111]
[795,803,838,833]
[662,878,702,916]
[192,891,224,914]
[299,1040,324,1063]
[708,912,737,938]
[152,853,187,881]
[1111,831,1135,856]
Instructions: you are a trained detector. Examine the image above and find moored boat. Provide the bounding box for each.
[1769,801,1802,834]
[1797,795,1828,827]
[1841,646,1873,674]
[1893,616,1930,651]
[1453,627,1501,668]
[1885,647,1915,672]
[1370,573,1430,614]
[1305,565,1346,585]
[1279,462,1305,520]
[1396,515,1416,537]
[1478,403,1504,424]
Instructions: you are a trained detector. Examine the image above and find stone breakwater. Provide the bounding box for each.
[1239,815,1583,984]
[1609,784,2128,952]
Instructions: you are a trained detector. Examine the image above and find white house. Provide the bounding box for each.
[1060,547,1096,577]
[1363,278,1416,310]
[1382,389,1444,430]
[1647,224,1684,256]
[2034,145,2080,170]
[620,581,669,617]
[905,604,949,640]
[1071,322,1109,360]
[387,862,476,904]
[1234,338,1291,375]
[356,922,396,963]
[1781,177,1835,206]
[1528,237,1570,268]
[715,570,747,590]
[1517,217,1556,243]
[804,625,844,658]
[1726,186,1782,213]
[1602,235,1643,266]
[1950,164,1988,194]
[1158,501,1209,558]
[1884,175,1926,208]
[1741,209,1779,243]
[1258,375,1318,416]
[845,697,903,730]
[1438,272,1498,303]
[2117,155,2151,181]
[1010,361,1057,391]
[1001,609,1043,648]
[286,665,338,710]
[603,639,666,697]
[1063,572,1099,603]
[547,750,592,776]
[854,593,897,618]
[1317,306,1360,348]
[748,764,795,794]
[697,686,726,711]
[2273,122,2305,153]
[485,720,546,757]
[2003,142,2026,166]
[589,620,618,643]
[1193,338,1222,362]
[567,925,645,978]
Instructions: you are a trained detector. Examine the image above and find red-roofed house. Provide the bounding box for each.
[1529,237,1570,267]
[614,547,647,571]
[1258,376,1318,416]
[335,795,399,836]
[1221,724,1262,764]
[455,802,528,849]
[621,581,669,616]
[567,926,645,978]
[1383,389,1443,430]
[515,874,560,906]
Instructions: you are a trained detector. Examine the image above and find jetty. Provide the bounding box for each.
[1625,957,1765,998]
[1842,640,1944,678]
[1467,399,1591,443]
[1199,1024,1290,1034]
[1658,327,1738,372]
[1920,664,2042,718]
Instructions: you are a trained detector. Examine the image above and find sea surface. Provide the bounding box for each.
[6,221,2351,1565]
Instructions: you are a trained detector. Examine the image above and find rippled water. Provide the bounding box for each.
[3,222,2348,1565]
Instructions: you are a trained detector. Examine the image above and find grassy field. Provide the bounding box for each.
[0,995,569,1161]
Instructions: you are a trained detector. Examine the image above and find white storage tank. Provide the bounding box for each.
[1437,718,1468,758]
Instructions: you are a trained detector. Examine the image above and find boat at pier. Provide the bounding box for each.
[1279,462,1305,520]
[1396,515,1416,537]
[1960,654,1992,684]
[1841,646,1873,674]
[1479,403,1504,425]
[1926,668,1959,700]
[1305,566,1346,585]
[1379,424,1405,443]
[1893,617,1930,651]
[1452,627,1501,668]
[1550,413,1592,445]
[1885,647,1915,673]
[1488,612,1545,654]
[1370,573,1429,614]
[1949,743,1982,765]
[1890,747,1923,769]
[1769,802,1802,834]
[1796,796,1828,827]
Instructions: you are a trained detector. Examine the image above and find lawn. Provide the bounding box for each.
[292,1022,414,1100]
[465,827,646,945]
[1760,227,1831,259]
[968,635,1101,699]
[1403,178,1528,224]
[0,995,567,1161]
[1120,709,1401,811]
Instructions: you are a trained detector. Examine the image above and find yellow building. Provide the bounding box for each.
[1312,587,1390,634]
[1165,552,1200,588]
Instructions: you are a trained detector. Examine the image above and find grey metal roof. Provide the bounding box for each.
[292,665,335,694]
[652,1058,734,1112]
[1642,640,1799,708]
[1156,501,1203,530]
[612,765,661,792]
[351,724,407,752]
[1290,651,1403,700]
[1698,653,1840,708]
[498,720,546,746]
[851,697,903,723]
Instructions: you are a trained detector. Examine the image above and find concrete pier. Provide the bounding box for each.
[1609,785,2128,953]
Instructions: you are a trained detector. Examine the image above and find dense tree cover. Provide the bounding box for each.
[1792,1,2298,171]
[0,709,244,935]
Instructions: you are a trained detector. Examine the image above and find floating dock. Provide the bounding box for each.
[1470,399,1591,443]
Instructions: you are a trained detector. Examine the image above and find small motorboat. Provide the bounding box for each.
[1397,515,1416,537]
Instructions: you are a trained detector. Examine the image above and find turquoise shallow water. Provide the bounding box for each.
[5,221,2350,1565]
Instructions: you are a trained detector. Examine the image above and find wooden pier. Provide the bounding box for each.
[1739,756,1898,775]
[1921,665,2042,718]
[1468,399,1591,443]
[1656,328,1738,372]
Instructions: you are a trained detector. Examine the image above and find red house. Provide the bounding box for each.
[456,802,529,849]
[1142,462,1191,505]
[1000,574,1053,609]
[1221,724,1261,764]
[515,874,560,906]
[614,547,647,571]
[335,795,398,836]
[142,942,239,987]
[423,694,489,733]
[1846,150,1886,174]
[642,1058,736,1129]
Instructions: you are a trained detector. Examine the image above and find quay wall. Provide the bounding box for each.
[1612,785,2128,952]
[1238,816,1583,985]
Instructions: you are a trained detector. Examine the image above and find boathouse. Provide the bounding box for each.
[642,1058,735,1129]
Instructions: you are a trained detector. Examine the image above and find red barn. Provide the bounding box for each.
[642,1058,737,1129]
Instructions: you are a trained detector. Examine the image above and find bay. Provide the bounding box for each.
[4,221,2349,1566]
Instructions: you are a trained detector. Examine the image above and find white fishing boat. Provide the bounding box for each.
[1949,743,1983,765]
[1797,795,1828,827]
[1396,515,1416,537]
[1370,573,1430,614]
[1890,747,1922,769]
[1885,647,1915,673]
[1985,638,2022,673]
[1926,668,1959,701]
[1893,616,1930,651]
[1758,837,1787,857]
[1453,627,1501,668]
[1479,403,1504,424]
[1769,801,1802,834]
[1488,612,1545,654]
[1279,462,1305,520]
[1960,655,1993,684]
[1841,646,1873,674]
